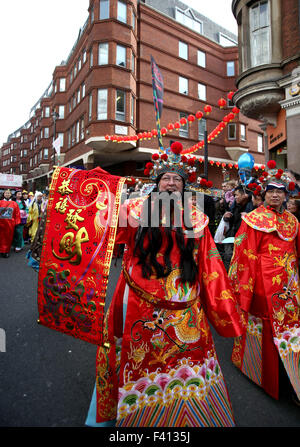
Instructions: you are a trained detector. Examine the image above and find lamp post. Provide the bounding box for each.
[204,129,208,179]
[52,109,59,164]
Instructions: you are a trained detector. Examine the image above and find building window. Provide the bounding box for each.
[58,133,64,147]
[179,76,188,95]
[80,117,85,140]
[132,9,136,31]
[116,45,126,67]
[198,83,206,101]
[116,90,126,121]
[44,107,50,118]
[179,113,188,138]
[117,1,127,23]
[227,61,235,76]
[240,124,246,141]
[99,42,109,65]
[131,94,135,125]
[59,78,66,91]
[76,121,80,143]
[227,97,234,107]
[132,51,135,74]
[90,4,94,22]
[90,48,93,67]
[89,94,93,121]
[58,105,64,119]
[82,83,85,97]
[44,148,48,159]
[97,89,108,120]
[250,1,270,67]
[100,0,109,19]
[257,134,263,152]
[197,50,206,68]
[175,7,203,34]
[228,123,236,140]
[198,118,207,140]
[179,41,188,60]
[44,127,49,138]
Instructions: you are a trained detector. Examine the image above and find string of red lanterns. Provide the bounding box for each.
[104,90,265,172]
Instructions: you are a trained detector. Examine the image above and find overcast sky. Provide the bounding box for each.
[0,0,237,146]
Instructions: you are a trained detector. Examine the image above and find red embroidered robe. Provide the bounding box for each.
[229,205,300,400]
[96,197,245,427]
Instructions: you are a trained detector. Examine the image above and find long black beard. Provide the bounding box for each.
[133,190,198,284]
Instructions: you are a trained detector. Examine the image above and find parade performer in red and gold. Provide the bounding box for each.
[84,142,245,427]
[0,189,21,258]
[229,162,300,402]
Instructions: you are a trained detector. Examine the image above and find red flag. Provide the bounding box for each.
[37,166,125,345]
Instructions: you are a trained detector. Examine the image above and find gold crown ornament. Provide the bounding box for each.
[257,160,296,193]
[144,142,198,186]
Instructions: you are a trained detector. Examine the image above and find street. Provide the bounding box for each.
[0,249,300,428]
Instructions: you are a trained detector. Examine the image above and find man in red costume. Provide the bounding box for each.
[86,142,246,427]
[0,189,21,258]
[229,162,300,403]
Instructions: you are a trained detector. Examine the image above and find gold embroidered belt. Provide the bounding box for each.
[122,266,197,310]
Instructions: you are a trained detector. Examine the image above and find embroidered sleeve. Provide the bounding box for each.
[198,226,245,337]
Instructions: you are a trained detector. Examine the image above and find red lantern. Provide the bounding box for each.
[227,91,234,100]
[167,123,174,131]
[152,129,158,136]
[180,117,187,126]
[152,153,159,161]
[174,121,181,129]
[228,163,233,169]
[218,98,226,109]
[204,105,212,115]
[209,160,214,165]
[145,162,153,169]
[196,110,203,120]
[161,127,167,135]
[188,114,195,124]
[228,112,235,121]
[232,106,240,114]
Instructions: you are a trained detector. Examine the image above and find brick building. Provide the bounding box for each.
[232,0,300,173]
[0,0,265,192]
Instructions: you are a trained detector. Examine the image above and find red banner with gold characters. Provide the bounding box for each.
[37,166,125,345]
